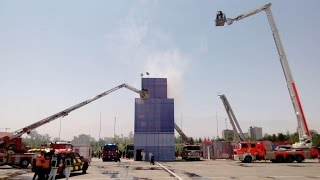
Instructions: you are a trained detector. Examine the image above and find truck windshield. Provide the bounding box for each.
[185,146,200,151]
[103,144,117,150]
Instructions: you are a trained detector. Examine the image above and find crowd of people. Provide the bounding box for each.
[92,149,134,159]
[32,150,73,180]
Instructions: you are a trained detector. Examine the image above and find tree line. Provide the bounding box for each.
[23,131,134,152]
[23,129,320,151]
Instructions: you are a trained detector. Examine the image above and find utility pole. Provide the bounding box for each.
[216,112,219,139]
[180,112,182,144]
[99,112,101,142]
[114,117,116,141]
[59,118,61,140]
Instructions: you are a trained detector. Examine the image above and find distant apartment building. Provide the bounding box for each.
[248,126,263,140]
[222,129,235,141]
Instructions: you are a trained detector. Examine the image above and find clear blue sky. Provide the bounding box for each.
[1,0,319,141]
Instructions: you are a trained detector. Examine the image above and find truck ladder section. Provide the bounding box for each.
[0,83,148,145]
[174,123,193,144]
[219,95,245,141]
[215,3,311,148]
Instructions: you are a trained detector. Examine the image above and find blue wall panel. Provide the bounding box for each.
[134,78,174,161]
[135,99,174,133]
[134,133,174,160]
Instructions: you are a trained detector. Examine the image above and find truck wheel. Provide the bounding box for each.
[296,155,304,163]
[286,156,293,163]
[244,156,252,163]
[20,159,30,168]
[276,155,284,163]
[82,162,88,174]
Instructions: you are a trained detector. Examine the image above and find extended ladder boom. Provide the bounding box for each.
[215,3,311,148]
[174,123,193,144]
[0,83,148,144]
[219,95,245,141]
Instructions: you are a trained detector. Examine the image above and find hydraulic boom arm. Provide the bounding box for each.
[219,95,245,141]
[174,123,194,144]
[0,83,148,145]
[215,3,311,148]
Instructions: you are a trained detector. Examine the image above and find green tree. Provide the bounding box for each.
[23,130,51,147]
[288,132,299,143]
[311,130,320,147]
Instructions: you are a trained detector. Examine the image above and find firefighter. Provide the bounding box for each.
[43,153,51,180]
[117,150,121,162]
[48,150,61,180]
[149,152,154,165]
[63,150,73,180]
[33,151,45,180]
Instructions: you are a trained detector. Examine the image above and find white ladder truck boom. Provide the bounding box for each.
[174,123,194,144]
[219,94,245,141]
[0,83,149,145]
[215,3,311,149]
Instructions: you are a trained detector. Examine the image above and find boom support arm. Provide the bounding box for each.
[174,123,194,144]
[215,3,311,148]
[219,95,245,141]
[226,3,271,25]
[0,83,148,144]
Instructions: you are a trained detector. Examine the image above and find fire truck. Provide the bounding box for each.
[0,83,148,168]
[101,143,119,162]
[175,123,202,160]
[233,141,318,163]
[216,3,319,163]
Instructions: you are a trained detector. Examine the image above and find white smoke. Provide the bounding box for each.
[103,2,189,105]
[145,50,188,104]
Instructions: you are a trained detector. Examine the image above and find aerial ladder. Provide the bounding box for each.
[174,123,194,144]
[215,3,311,149]
[219,94,245,141]
[0,83,148,145]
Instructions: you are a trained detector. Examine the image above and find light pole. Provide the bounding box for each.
[114,117,116,141]
[59,118,61,140]
[99,112,102,142]
[216,112,219,139]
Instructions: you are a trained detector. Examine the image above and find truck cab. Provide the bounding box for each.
[233,141,269,163]
[101,143,119,162]
[181,145,201,161]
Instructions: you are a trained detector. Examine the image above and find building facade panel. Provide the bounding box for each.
[134,78,174,161]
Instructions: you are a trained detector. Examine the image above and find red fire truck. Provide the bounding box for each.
[216,4,319,163]
[0,83,148,168]
[234,141,319,163]
[101,143,119,162]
